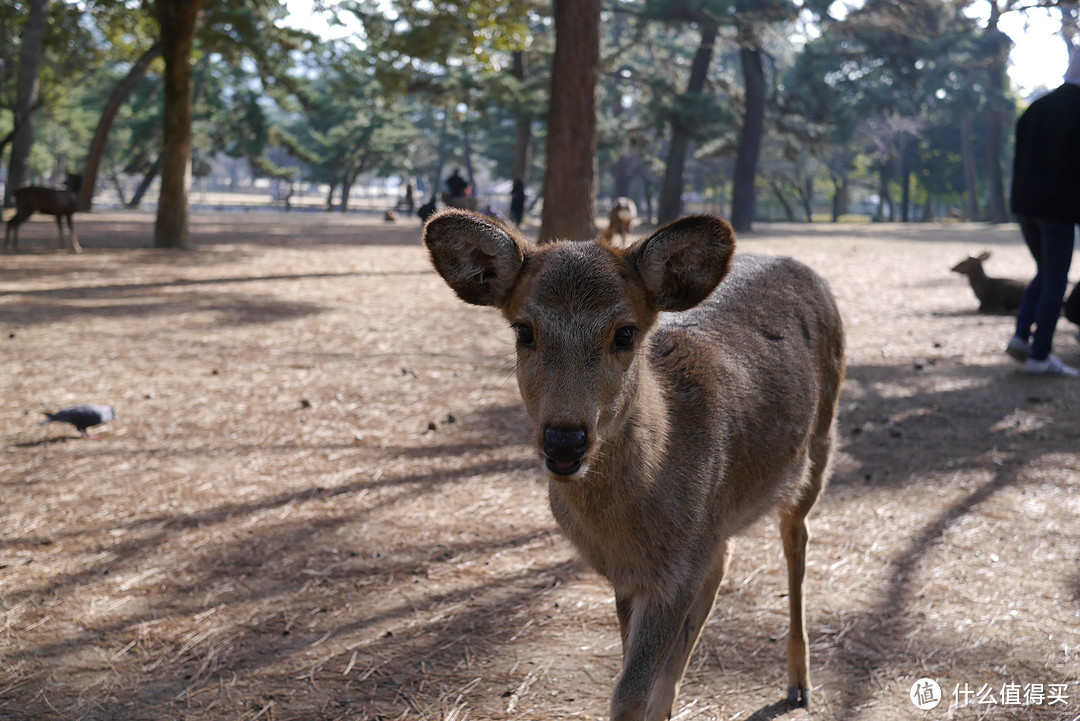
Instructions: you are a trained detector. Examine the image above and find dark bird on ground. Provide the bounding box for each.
[39,404,115,437]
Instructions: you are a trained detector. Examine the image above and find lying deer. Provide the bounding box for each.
[4,173,82,253]
[602,196,638,244]
[950,251,1025,313]
[424,210,845,719]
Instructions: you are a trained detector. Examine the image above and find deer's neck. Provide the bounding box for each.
[968,267,990,296]
[593,364,670,488]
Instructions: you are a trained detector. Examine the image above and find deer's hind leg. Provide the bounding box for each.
[779,419,834,708]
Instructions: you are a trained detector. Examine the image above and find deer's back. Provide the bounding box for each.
[650,254,844,531]
[14,186,76,217]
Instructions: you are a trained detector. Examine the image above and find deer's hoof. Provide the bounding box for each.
[787,685,810,708]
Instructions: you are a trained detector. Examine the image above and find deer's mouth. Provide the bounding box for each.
[545,457,583,476]
[541,426,589,478]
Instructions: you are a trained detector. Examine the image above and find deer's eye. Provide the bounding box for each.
[613,326,636,351]
[512,323,535,348]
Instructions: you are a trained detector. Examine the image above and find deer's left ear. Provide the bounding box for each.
[424,209,530,308]
[626,215,735,311]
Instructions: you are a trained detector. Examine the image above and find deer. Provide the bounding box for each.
[4,173,82,253]
[423,209,845,720]
[950,251,1026,313]
[602,196,638,245]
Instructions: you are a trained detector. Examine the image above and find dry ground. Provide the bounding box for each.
[1,211,1078,721]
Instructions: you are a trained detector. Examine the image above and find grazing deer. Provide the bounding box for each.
[950,251,1026,313]
[602,196,638,244]
[4,174,82,253]
[424,210,845,719]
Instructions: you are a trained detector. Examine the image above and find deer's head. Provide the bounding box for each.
[425,210,734,479]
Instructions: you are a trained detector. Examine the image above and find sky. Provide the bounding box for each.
[282,1,1073,98]
[998,9,1074,96]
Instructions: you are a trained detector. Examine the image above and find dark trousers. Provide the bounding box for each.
[1067,272,1080,326]
[1015,216,1077,360]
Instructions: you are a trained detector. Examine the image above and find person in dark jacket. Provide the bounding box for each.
[1005,46,1080,378]
[509,178,526,225]
[445,169,468,198]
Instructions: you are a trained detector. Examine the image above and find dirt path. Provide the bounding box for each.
[2,212,1078,720]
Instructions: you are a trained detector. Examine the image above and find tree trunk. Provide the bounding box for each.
[608,12,633,201]
[900,149,912,223]
[80,43,162,211]
[462,122,477,191]
[730,23,766,233]
[640,173,653,222]
[511,50,533,187]
[612,155,635,198]
[127,154,162,208]
[539,0,601,242]
[876,163,893,221]
[4,0,52,207]
[960,111,978,220]
[800,176,814,221]
[153,0,203,249]
[324,180,336,211]
[109,170,129,206]
[770,180,796,221]
[657,21,718,225]
[830,172,849,222]
[429,108,450,203]
[983,23,1011,224]
[340,169,354,212]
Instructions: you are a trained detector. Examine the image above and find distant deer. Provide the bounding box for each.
[4,174,82,253]
[950,251,1026,313]
[424,210,845,719]
[602,196,638,244]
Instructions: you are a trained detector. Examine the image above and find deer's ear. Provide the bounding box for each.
[424,209,530,308]
[626,215,735,311]
[977,250,991,261]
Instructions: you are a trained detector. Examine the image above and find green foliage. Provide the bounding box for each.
[271,55,419,189]
[1,0,1044,222]
[337,0,537,95]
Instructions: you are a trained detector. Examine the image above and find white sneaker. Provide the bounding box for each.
[1006,335,1030,362]
[1025,355,1079,378]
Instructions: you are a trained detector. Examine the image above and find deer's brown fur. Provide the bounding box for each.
[424,209,845,720]
[950,251,1026,313]
[4,174,82,253]
[601,196,637,244]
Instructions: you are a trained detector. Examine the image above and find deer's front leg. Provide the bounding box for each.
[610,591,693,721]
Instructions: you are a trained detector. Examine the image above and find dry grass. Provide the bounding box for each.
[1,211,1079,720]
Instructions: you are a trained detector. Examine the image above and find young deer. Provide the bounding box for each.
[950,251,1025,313]
[4,174,82,253]
[602,196,638,245]
[424,210,845,720]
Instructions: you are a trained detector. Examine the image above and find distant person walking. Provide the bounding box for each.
[509,178,526,225]
[1005,45,1080,378]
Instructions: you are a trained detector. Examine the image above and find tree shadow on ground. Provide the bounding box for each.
[777,360,1076,717]
[3,291,327,327]
[0,414,570,720]
[735,222,1025,247]
[835,360,1076,490]
[3,353,1077,719]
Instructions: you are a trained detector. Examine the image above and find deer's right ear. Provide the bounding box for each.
[424,209,529,308]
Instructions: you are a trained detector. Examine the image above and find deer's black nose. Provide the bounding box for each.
[543,426,588,476]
